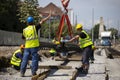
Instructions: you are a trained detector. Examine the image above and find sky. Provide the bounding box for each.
[38,0,120,30]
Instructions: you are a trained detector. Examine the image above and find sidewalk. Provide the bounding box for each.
[76,49,107,80]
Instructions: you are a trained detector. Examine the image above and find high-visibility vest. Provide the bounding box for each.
[79,30,93,48]
[49,48,56,54]
[10,49,22,66]
[23,25,39,48]
[92,45,95,50]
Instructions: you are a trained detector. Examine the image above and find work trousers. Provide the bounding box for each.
[20,47,39,75]
[82,45,92,65]
[89,49,95,61]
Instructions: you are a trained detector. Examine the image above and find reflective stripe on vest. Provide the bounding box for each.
[10,49,21,66]
[79,30,93,48]
[23,25,39,48]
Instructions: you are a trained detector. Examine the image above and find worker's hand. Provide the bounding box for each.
[40,10,52,24]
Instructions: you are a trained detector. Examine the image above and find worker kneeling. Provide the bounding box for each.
[10,44,25,70]
[49,48,57,60]
[58,41,68,58]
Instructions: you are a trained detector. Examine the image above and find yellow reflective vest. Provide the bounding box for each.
[92,45,95,50]
[49,48,56,54]
[79,30,93,48]
[10,49,22,66]
[23,25,39,48]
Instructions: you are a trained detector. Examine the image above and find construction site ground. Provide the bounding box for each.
[0,44,120,80]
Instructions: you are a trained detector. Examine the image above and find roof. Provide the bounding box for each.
[38,2,63,16]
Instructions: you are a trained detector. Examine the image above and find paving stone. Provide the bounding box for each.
[76,74,106,80]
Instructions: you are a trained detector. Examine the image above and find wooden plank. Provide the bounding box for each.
[38,65,72,69]
[32,70,50,80]
[55,58,80,61]
[96,46,111,49]
[70,69,79,80]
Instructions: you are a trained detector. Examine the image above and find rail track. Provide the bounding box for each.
[105,47,120,59]
[32,52,83,80]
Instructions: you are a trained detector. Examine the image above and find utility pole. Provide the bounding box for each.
[118,20,119,38]
[92,8,94,42]
[49,18,51,42]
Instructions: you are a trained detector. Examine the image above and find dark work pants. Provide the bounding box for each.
[13,65,20,70]
[89,49,95,60]
[82,45,92,65]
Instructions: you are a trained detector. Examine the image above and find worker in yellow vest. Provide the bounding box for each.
[49,48,57,59]
[61,24,93,73]
[20,11,51,77]
[59,36,68,58]
[11,44,25,70]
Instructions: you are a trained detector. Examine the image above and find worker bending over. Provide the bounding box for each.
[49,48,57,60]
[11,44,25,70]
[61,24,93,73]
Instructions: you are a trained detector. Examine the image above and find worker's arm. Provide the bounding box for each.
[61,35,79,43]
[39,10,52,25]
[15,52,23,60]
[69,35,79,42]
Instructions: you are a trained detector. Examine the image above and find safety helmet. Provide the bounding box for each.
[55,41,60,45]
[27,16,34,23]
[20,44,25,49]
[76,24,83,30]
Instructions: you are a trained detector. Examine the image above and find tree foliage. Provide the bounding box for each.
[107,28,118,38]
[90,23,106,40]
[40,19,60,39]
[17,0,40,24]
[0,0,23,32]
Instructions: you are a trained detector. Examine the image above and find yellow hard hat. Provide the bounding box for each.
[20,44,25,49]
[55,41,60,45]
[76,24,83,30]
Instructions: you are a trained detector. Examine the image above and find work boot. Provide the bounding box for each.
[75,67,83,72]
[32,72,37,76]
[83,68,88,74]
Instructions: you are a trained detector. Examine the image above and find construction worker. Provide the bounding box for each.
[59,41,68,58]
[10,44,25,70]
[52,38,64,58]
[20,11,51,77]
[59,35,68,58]
[49,48,57,60]
[61,24,93,73]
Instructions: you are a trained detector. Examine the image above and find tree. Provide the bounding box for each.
[107,28,118,39]
[17,0,40,24]
[90,23,106,40]
[90,24,99,40]
[0,0,22,32]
